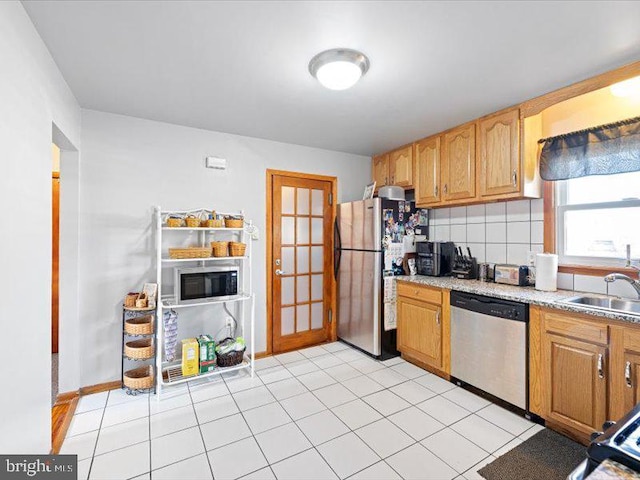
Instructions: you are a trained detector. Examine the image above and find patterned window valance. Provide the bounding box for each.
[538,116,640,181]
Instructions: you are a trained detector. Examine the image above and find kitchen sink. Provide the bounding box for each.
[560,295,640,316]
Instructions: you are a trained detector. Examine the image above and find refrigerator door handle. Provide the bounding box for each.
[334,216,342,279]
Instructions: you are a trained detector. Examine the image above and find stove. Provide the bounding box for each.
[569,403,640,479]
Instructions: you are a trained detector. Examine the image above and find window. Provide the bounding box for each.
[556,171,640,265]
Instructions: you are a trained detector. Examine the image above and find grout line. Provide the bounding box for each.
[71,344,539,480]
[184,381,215,479]
[146,393,151,477]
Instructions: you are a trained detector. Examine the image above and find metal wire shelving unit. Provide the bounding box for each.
[154,206,256,398]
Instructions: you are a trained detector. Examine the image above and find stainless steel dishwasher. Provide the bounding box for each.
[450,291,528,410]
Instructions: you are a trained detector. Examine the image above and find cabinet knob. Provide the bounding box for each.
[626,361,632,388]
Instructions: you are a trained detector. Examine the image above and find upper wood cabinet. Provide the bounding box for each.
[441,124,476,202]
[372,154,389,190]
[389,146,413,188]
[414,136,441,205]
[478,109,520,198]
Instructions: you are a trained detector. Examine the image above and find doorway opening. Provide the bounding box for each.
[266,170,337,355]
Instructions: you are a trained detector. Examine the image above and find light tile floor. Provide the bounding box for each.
[62,342,545,480]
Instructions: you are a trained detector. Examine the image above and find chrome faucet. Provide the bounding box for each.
[604,244,640,299]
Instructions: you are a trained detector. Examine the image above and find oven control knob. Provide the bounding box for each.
[590,431,603,442]
[602,420,616,431]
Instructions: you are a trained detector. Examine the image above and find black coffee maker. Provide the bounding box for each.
[416,241,455,276]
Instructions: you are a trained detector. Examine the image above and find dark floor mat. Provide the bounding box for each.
[479,428,585,480]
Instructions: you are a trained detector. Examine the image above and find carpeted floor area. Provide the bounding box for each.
[479,428,586,480]
[52,353,58,406]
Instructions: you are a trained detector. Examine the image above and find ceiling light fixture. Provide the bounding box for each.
[610,76,640,98]
[309,48,370,91]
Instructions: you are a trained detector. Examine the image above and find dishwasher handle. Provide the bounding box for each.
[450,290,528,322]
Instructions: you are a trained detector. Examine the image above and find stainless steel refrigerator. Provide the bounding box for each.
[335,198,425,359]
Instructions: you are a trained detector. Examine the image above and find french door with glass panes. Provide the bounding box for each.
[271,174,333,353]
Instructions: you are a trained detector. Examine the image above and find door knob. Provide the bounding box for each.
[275,269,287,276]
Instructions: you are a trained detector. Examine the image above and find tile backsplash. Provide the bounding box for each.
[428,199,544,265]
[427,198,638,300]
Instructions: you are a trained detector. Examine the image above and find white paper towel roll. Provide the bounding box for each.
[535,253,558,291]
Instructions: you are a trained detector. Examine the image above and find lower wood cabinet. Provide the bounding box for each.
[610,326,640,420]
[396,282,449,374]
[542,331,607,437]
[531,307,640,442]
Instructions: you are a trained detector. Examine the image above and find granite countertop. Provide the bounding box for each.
[395,275,640,324]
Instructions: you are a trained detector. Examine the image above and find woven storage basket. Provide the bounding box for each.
[168,247,211,259]
[211,241,229,257]
[185,216,201,228]
[123,365,154,390]
[124,338,154,359]
[225,218,244,228]
[201,219,224,228]
[229,242,247,257]
[167,218,183,228]
[216,339,246,368]
[124,315,154,335]
[124,292,139,308]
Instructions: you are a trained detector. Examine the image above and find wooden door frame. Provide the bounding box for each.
[265,169,338,356]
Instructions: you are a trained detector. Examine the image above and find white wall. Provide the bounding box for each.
[79,109,370,386]
[0,1,81,453]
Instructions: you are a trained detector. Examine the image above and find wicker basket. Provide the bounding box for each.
[229,242,247,257]
[211,241,229,257]
[135,292,148,308]
[201,219,224,228]
[185,216,201,228]
[216,339,246,368]
[169,247,211,259]
[124,292,139,308]
[225,218,244,228]
[124,315,154,335]
[167,218,183,228]
[123,365,155,390]
[124,338,154,359]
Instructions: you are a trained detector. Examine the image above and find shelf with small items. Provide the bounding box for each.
[122,294,157,395]
[161,227,244,231]
[160,357,252,386]
[161,256,248,263]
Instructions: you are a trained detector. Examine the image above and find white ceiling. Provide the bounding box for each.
[22,1,640,156]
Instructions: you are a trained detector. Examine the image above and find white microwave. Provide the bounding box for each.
[174,266,239,304]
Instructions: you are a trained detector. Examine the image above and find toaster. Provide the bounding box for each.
[494,264,529,286]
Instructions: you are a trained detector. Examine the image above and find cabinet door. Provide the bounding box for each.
[397,296,442,369]
[609,326,640,421]
[478,109,520,197]
[542,332,607,436]
[441,124,476,201]
[372,154,389,189]
[389,146,413,187]
[415,137,440,205]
